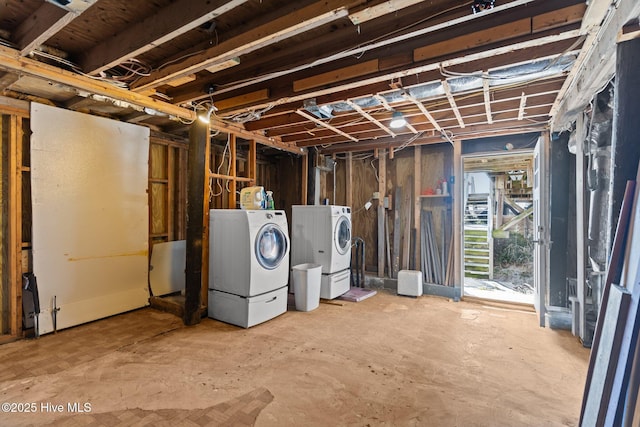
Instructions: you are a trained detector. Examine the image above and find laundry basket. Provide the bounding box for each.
[291,263,322,311]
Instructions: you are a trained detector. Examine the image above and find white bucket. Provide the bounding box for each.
[291,263,322,312]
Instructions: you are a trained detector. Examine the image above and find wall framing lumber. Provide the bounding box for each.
[80,0,248,75]
[133,0,352,91]
[346,152,353,208]
[414,145,422,270]
[378,150,386,277]
[453,139,462,290]
[184,123,207,326]
[551,0,640,130]
[8,115,23,336]
[0,46,301,154]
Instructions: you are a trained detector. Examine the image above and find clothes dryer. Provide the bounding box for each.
[291,205,351,299]
[208,209,289,327]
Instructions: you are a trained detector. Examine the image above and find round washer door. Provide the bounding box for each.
[255,223,288,270]
[335,216,351,255]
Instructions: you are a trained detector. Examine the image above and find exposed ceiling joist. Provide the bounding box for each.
[551,0,640,130]
[0,45,302,154]
[216,29,581,118]
[405,94,443,133]
[346,100,396,137]
[483,76,494,124]
[185,0,581,108]
[348,0,426,25]
[80,0,249,75]
[132,0,354,91]
[442,80,465,128]
[517,92,527,120]
[296,109,359,142]
[13,1,98,56]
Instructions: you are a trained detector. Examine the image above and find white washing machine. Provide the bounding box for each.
[292,205,351,299]
[208,209,290,328]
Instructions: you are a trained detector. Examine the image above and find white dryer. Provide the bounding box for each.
[292,205,351,299]
[208,209,290,328]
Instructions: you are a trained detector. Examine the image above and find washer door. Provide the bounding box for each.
[255,223,288,270]
[335,216,351,255]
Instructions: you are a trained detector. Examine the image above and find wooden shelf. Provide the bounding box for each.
[420,194,450,199]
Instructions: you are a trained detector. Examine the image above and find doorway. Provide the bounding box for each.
[462,151,535,305]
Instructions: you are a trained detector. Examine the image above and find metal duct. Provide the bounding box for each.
[587,85,614,272]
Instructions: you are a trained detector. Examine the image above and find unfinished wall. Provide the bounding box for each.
[331,144,453,276]
[149,133,188,248]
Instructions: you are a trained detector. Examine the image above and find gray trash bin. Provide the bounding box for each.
[291,263,322,311]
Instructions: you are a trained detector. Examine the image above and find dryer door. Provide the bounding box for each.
[255,224,288,270]
[335,216,351,255]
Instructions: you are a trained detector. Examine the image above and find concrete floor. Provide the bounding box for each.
[0,290,588,426]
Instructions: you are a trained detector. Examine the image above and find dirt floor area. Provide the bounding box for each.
[0,290,588,426]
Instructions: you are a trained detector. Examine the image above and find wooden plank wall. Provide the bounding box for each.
[336,144,453,276]
[348,155,384,271]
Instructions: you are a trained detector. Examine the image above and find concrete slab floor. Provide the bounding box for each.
[0,290,588,426]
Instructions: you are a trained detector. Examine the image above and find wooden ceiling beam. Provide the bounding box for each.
[215,30,581,119]
[518,92,527,120]
[442,80,465,128]
[12,1,99,56]
[483,77,493,124]
[346,100,396,137]
[295,110,359,142]
[551,0,640,130]
[318,119,548,153]
[169,0,582,107]
[405,94,443,133]
[132,0,355,91]
[0,45,302,154]
[79,0,248,75]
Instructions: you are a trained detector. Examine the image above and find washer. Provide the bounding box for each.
[291,205,351,299]
[208,209,290,327]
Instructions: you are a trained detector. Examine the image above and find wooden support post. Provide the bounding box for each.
[9,116,23,336]
[401,175,413,271]
[184,122,207,326]
[301,153,308,205]
[378,150,386,277]
[346,152,353,208]
[228,134,237,209]
[453,140,462,291]
[414,145,422,271]
[177,147,187,240]
[167,146,175,240]
[392,186,402,279]
[201,131,211,310]
[248,139,257,185]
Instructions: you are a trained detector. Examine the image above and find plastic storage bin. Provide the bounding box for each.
[291,263,322,311]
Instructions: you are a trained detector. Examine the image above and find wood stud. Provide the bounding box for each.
[442,80,465,128]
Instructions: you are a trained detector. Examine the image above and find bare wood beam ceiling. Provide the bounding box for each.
[79,0,249,75]
[131,0,358,91]
[0,0,628,154]
[13,1,98,56]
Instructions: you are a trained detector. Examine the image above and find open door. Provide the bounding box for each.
[533,134,550,327]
